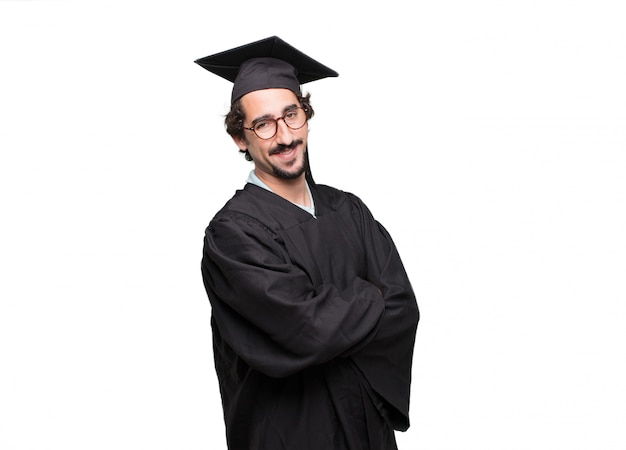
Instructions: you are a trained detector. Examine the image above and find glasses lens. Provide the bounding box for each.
[284,108,306,129]
[251,108,307,139]
[253,120,277,139]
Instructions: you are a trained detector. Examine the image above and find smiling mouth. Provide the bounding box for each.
[271,147,296,158]
[269,140,302,156]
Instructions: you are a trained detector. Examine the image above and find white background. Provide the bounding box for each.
[1,0,625,449]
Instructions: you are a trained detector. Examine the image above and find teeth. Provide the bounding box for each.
[270,146,298,157]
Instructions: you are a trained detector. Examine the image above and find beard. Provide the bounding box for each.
[272,160,306,180]
[269,140,306,180]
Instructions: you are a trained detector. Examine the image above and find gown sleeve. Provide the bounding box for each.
[347,194,420,431]
[202,210,385,378]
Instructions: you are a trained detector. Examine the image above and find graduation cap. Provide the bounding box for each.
[195,36,338,103]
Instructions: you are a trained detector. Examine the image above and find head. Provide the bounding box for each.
[195,36,337,184]
[225,88,314,182]
[225,91,314,161]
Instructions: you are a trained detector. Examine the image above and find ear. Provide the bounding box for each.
[232,135,247,151]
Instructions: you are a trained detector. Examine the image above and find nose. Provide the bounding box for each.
[274,118,292,143]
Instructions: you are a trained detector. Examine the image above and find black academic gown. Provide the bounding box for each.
[201,182,419,450]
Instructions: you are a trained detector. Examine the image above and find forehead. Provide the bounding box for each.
[239,88,299,118]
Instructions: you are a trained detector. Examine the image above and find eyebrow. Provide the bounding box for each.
[250,104,299,125]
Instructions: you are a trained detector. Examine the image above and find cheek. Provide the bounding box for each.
[299,124,310,140]
[247,141,270,159]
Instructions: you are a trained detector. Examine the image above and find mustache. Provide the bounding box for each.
[269,139,304,156]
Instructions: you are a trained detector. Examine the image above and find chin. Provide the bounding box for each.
[273,161,306,180]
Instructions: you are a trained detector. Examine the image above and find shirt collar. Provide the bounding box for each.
[246,170,316,217]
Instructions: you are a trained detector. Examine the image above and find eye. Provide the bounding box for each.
[284,110,298,120]
[254,120,272,131]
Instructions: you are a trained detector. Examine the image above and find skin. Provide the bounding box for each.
[232,88,311,207]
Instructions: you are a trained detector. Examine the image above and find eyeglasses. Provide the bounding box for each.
[244,107,308,140]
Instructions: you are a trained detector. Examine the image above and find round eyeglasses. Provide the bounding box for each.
[244,107,308,140]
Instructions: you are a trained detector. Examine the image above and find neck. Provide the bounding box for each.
[256,171,310,206]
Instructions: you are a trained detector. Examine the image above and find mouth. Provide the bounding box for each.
[271,147,297,159]
[269,141,301,159]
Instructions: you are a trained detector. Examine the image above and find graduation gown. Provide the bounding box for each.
[201,182,419,450]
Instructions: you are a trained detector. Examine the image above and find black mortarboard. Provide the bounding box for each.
[195,36,338,103]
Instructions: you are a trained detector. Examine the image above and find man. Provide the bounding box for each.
[197,36,419,450]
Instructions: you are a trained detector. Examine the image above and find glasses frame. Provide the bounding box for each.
[243,107,308,140]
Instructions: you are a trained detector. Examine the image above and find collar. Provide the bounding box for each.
[246,170,316,217]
